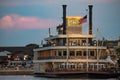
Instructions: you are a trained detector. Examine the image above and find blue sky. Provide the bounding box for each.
[0,0,120,46]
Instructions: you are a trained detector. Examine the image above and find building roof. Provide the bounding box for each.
[0,50,11,56]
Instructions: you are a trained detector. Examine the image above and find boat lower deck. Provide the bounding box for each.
[34,70,120,79]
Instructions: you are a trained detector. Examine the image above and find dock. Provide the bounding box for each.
[0,67,33,75]
[0,70,33,75]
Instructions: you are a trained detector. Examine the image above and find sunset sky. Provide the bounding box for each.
[0,0,120,46]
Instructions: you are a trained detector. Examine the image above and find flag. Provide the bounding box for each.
[79,15,87,24]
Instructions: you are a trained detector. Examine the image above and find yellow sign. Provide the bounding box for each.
[66,16,82,27]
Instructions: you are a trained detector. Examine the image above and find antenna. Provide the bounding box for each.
[49,28,51,37]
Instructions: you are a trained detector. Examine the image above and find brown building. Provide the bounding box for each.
[0,44,39,62]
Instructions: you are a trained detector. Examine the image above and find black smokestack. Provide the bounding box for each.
[62,5,67,34]
[88,5,93,45]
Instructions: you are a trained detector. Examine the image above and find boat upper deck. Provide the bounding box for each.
[34,46,106,51]
[45,34,96,41]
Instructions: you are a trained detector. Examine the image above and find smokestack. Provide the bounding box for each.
[62,5,67,34]
[89,5,93,35]
[88,5,93,45]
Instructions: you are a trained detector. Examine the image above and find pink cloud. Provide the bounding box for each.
[0,14,60,29]
[0,1,22,6]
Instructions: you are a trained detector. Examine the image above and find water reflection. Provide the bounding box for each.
[0,75,116,80]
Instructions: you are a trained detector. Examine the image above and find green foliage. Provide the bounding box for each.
[116,47,120,53]
[117,59,120,67]
[116,47,120,67]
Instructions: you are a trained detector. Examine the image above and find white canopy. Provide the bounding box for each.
[0,51,11,56]
[106,55,115,64]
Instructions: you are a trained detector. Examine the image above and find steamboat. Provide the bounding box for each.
[33,5,119,78]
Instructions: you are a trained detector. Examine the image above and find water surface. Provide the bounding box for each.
[0,75,116,80]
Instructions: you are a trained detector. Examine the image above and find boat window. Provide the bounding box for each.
[90,51,94,56]
[71,65,75,68]
[78,40,80,46]
[58,50,62,56]
[63,51,67,56]
[54,51,57,56]
[82,40,86,46]
[70,51,75,56]
[83,51,87,56]
[76,51,82,56]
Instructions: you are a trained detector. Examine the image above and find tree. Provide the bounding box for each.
[26,43,39,48]
[116,47,120,67]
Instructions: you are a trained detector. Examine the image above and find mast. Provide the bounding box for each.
[86,37,89,72]
[86,8,89,72]
[49,28,51,37]
[96,28,99,71]
[66,34,69,69]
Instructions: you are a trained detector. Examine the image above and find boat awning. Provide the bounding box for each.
[34,46,106,51]
[45,34,96,41]
[33,59,110,63]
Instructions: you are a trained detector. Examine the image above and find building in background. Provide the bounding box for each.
[0,44,39,68]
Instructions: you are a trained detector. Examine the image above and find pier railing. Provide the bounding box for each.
[45,67,119,74]
[37,56,97,60]
[0,67,33,71]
